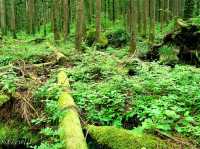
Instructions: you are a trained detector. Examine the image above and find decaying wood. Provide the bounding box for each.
[142,19,200,66]
[86,125,181,149]
[57,69,88,149]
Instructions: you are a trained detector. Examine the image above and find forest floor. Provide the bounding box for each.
[0,35,200,149]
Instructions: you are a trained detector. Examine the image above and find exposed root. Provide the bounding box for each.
[141,19,200,66]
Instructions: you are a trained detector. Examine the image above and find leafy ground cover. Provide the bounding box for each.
[0,30,200,148]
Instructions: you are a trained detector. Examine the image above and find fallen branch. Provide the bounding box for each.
[57,69,88,149]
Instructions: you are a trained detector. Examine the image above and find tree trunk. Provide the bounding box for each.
[27,0,35,34]
[137,0,142,34]
[129,0,137,55]
[52,0,60,41]
[11,0,17,38]
[75,0,84,50]
[142,0,148,37]
[149,0,156,48]
[196,1,200,16]
[112,0,115,23]
[96,0,101,41]
[160,0,164,32]
[63,0,69,41]
[0,0,6,35]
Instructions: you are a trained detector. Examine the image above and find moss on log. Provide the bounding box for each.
[57,69,88,149]
[0,95,10,107]
[87,125,179,149]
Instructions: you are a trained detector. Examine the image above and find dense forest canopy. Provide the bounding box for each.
[0,0,199,40]
[0,0,200,149]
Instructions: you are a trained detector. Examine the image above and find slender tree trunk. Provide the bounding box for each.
[149,0,156,49]
[42,0,47,37]
[11,0,16,38]
[160,0,164,32]
[96,0,101,41]
[52,0,60,41]
[75,0,84,50]
[0,0,6,35]
[112,0,115,23]
[129,0,137,55]
[63,0,69,41]
[196,1,200,16]
[137,0,142,34]
[68,0,71,34]
[27,0,34,34]
[142,0,148,37]
[88,0,92,24]
[165,0,170,22]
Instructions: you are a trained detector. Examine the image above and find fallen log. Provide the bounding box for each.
[86,125,181,149]
[57,69,88,149]
[28,38,46,44]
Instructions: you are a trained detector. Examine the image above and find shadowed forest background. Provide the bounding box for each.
[0,0,200,149]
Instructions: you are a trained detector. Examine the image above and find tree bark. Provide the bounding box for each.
[0,0,6,35]
[57,69,88,149]
[11,0,17,38]
[96,0,101,41]
[27,0,35,34]
[52,0,60,41]
[142,0,148,37]
[75,0,84,50]
[149,0,156,48]
[63,0,69,41]
[129,0,137,55]
[160,0,164,32]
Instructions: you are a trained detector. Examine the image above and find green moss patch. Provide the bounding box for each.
[87,125,178,149]
[0,95,10,107]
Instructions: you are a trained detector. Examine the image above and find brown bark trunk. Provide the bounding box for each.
[75,0,84,50]
[96,0,101,41]
[63,0,69,41]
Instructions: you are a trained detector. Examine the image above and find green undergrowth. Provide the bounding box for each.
[1,27,200,148]
[69,49,200,146]
[0,40,52,66]
[0,121,38,145]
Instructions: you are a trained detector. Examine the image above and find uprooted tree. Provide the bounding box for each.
[143,19,200,66]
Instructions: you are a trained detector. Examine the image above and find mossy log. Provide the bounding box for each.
[87,125,179,149]
[0,95,10,107]
[57,69,88,149]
